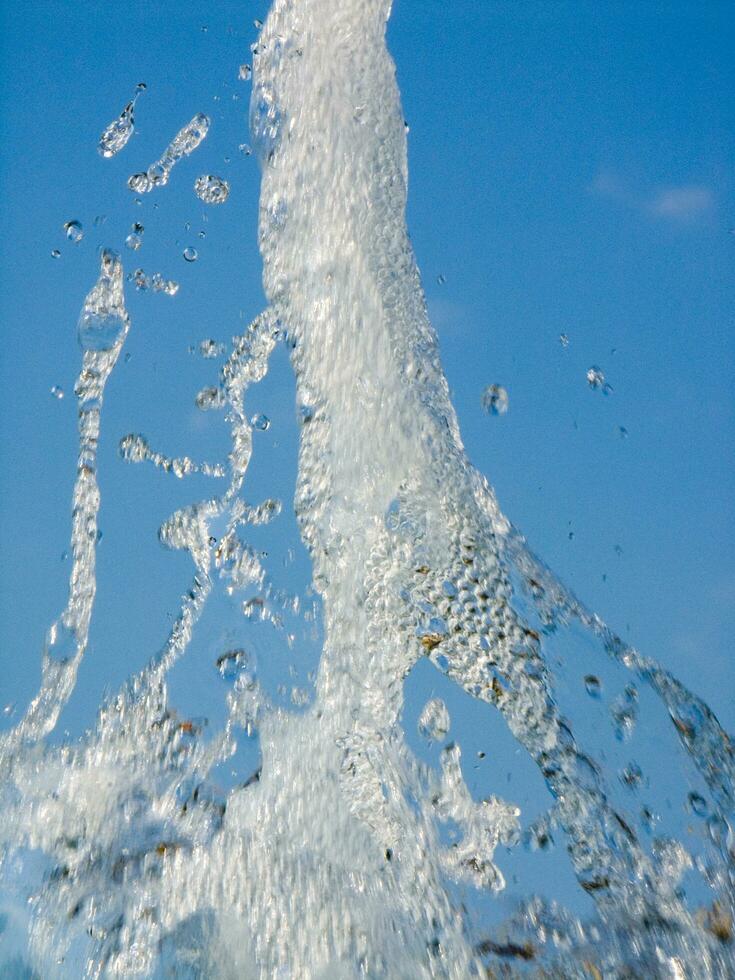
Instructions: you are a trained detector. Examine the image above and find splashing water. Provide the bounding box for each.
[98,85,145,159]
[128,113,210,194]
[1,1,733,978]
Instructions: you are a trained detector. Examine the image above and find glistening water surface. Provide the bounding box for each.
[0,1,733,977]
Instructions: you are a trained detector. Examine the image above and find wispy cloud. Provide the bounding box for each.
[647,185,713,219]
[590,170,715,223]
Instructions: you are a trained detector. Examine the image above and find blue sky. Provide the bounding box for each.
[0,0,732,746]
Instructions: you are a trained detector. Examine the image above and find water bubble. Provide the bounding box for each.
[45,618,79,663]
[584,675,602,698]
[183,247,198,263]
[687,792,708,817]
[559,333,570,348]
[217,648,251,682]
[194,174,230,205]
[50,385,64,400]
[63,220,84,243]
[481,384,509,416]
[51,249,61,259]
[251,413,271,431]
[238,64,252,81]
[418,698,450,741]
[125,233,142,251]
[586,366,612,393]
[98,100,135,158]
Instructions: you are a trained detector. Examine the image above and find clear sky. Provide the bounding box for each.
[0,0,733,960]
[0,0,732,754]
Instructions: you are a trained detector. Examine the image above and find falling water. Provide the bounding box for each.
[1,1,733,977]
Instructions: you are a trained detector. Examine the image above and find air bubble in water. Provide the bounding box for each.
[183,246,198,262]
[481,383,509,416]
[194,174,230,205]
[418,698,450,741]
[216,648,250,681]
[238,64,252,81]
[63,220,83,243]
[584,675,602,698]
[687,792,708,817]
[45,618,78,663]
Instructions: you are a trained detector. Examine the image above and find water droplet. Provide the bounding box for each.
[98,100,135,158]
[481,384,509,416]
[436,273,446,285]
[199,339,226,359]
[128,172,151,194]
[50,385,64,400]
[183,246,198,263]
[618,426,628,439]
[586,366,612,393]
[254,18,263,28]
[63,220,84,243]
[151,273,179,296]
[195,386,225,410]
[125,233,142,251]
[418,698,450,741]
[194,174,230,205]
[93,215,107,227]
[251,413,270,431]
[136,82,147,93]
[119,433,149,463]
[584,674,602,698]
[51,248,61,259]
[559,333,569,348]
[77,249,128,351]
[238,64,252,81]
[621,763,643,788]
[239,143,253,156]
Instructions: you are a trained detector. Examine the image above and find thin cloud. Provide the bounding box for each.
[647,185,714,219]
[590,170,715,222]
